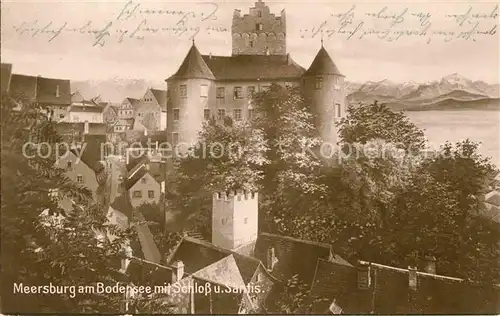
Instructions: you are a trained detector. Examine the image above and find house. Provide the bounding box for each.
[54,134,108,199]
[113,118,135,133]
[1,63,13,93]
[8,74,38,104]
[99,102,119,124]
[165,0,345,147]
[65,104,104,123]
[135,88,168,131]
[308,258,500,314]
[125,164,165,208]
[119,97,141,119]
[37,76,72,120]
[56,121,107,143]
[71,91,85,104]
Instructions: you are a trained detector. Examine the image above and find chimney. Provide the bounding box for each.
[423,256,436,274]
[408,266,418,291]
[56,85,60,98]
[84,121,89,134]
[171,260,184,283]
[209,52,212,59]
[357,261,371,289]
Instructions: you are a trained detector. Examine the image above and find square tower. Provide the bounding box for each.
[232,0,286,55]
[212,191,259,250]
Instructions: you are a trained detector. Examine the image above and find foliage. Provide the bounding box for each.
[338,101,426,153]
[1,93,133,313]
[272,274,328,314]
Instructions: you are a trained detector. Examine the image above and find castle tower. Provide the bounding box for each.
[232,0,286,56]
[212,191,259,250]
[165,42,215,150]
[301,45,346,151]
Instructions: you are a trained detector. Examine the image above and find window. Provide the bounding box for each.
[335,103,342,118]
[233,109,242,121]
[315,77,323,89]
[172,133,179,146]
[74,116,80,122]
[76,175,83,183]
[247,86,255,96]
[234,87,243,99]
[216,87,225,99]
[148,190,155,198]
[255,23,263,31]
[248,109,254,120]
[221,218,226,225]
[204,109,211,120]
[285,82,293,88]
[67,161,72,169]
[173,109,180,121]
[257,11,262,18]
[256,273,261,282]
[249,40,254,48]
[59,113,64,118]
[180,84,187,98]
[244,217,248,224]
[141,178,147,184]
[200,84,208,98]
[133,190,142,198]
[92,115,97,121]
[217,109,226,120]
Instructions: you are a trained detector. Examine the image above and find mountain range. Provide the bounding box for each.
[71,74,500,111]
[346,73,500,111]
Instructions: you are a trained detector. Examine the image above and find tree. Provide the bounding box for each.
[1,93,133,313]
[168,117,268,237]
[338,101,426,153]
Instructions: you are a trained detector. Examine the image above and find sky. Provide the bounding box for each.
[1,0,499,84]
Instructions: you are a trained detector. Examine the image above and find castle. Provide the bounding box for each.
[165,0,346,148]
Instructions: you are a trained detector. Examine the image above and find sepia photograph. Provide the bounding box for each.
[0,0,499,314]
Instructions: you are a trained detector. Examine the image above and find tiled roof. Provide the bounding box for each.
[485,191,500,207]
[125,166,148,190]
[168,236,261,284]
[126,152,148,172]
[254,232,339,284]
[55,122,107,136]
[151,89,167,111]
[125,97,142,110]
[72,134,107,172]
[167,44,215,81]
[109,193,133,219]
[192,255,247,290]
[133,209,162,263]
[1,63,12,92]
[68,105,104,113]
[304,47,343,77]
[9,74,38,102]
[37,76,72,105]
[201,53,305,81]
[309,259,500,314]
[126,256,172,286]
[116,118,135,127]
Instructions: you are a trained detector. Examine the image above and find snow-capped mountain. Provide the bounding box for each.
[345,74,499,110]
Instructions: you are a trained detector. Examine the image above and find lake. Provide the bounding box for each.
[405,110,500,167]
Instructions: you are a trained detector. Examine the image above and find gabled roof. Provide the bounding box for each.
[192,255,247,290]
[485,190,500,207]
[9,74,38,101]
[150,89,167,111]
[167,43,215,81]
[304,46,343,77]
[37,76,72,105]
[133,209,162,263]
[1,63,13,93]
[168,236,261,284]
[201,53,305,81]
[125,167,148,190]
[71,134,107,173]
[254,232,341,284]
[126,256,172,286]
[110,193,133,219]
[123,97,142,110]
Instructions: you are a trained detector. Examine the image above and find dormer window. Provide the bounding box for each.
[56,85,60,97]
[255,23,263,31]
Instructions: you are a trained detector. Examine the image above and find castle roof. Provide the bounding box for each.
[201,53,305,81]
[304,47,343,77]
[167,43,215,81]
[37,76,72,105]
